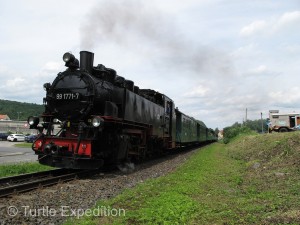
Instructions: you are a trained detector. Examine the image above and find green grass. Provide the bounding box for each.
[13,142,32,148]
[65,132,300,224]
[65,143,247,224]
[225,132,300,224]
[0,162,53,178]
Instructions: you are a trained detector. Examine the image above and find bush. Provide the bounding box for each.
[223,125,252,144]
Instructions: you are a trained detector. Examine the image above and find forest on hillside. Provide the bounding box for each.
[0,99,43,121]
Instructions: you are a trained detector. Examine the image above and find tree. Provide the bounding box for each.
[214,127,219,136]
[0,99,43,120]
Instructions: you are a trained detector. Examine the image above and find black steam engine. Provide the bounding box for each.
[28,51,216,169]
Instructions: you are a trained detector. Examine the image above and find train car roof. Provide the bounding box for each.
[196,120,207,128]
[139,89,173,102]
[175,108,207,128]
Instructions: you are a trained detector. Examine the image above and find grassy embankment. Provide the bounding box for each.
[66,132,300,224]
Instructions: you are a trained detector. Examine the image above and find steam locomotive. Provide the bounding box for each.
[28,51,217,169]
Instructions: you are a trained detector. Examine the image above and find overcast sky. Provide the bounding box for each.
[0,0,299,129]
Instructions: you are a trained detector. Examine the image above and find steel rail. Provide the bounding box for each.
[0,169,97,198]
[0,169,70,186]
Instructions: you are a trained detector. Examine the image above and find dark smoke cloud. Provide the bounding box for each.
[80,0,234,77]
[80,1,170,48]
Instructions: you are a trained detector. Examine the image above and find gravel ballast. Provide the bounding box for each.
[0,148,199,225]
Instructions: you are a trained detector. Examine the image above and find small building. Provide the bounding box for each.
[0,114,10,121]
[218,130,224,140]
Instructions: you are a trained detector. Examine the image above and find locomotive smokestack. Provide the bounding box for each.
[80,51,94,73]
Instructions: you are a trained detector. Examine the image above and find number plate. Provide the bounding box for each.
[56,93,80,100]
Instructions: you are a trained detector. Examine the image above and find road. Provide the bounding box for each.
[0,141,37,164]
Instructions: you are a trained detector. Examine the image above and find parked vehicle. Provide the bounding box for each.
[0,133,9,141]
[7,134,25,142]
[25,134,37,143]
[268,110,300,132]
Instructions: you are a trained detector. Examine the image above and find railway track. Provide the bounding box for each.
[0,145,207,198]
[0,169,99,198]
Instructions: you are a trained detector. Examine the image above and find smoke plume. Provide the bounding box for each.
[80,0,233,77]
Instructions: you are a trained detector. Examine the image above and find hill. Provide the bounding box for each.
[0,99,44,120]
[67,132,300,224]
[226,132,300,224]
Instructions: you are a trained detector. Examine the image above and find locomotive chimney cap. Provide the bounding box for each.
[80,51,94,73]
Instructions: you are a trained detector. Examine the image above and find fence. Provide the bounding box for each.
[0,121,59,135]
[0,120,35,134]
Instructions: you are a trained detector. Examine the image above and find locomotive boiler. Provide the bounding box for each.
[28,51,216,169]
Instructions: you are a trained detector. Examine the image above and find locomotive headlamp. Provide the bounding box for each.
[27,116,39,128]
[63,52,75,63]
[63,52,79,69]
[92,116,104,127]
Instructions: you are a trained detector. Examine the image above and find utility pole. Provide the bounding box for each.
[16,112,22,133]
[261,112,263,133]
[17,112,22,121]
[245,108,248,125]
